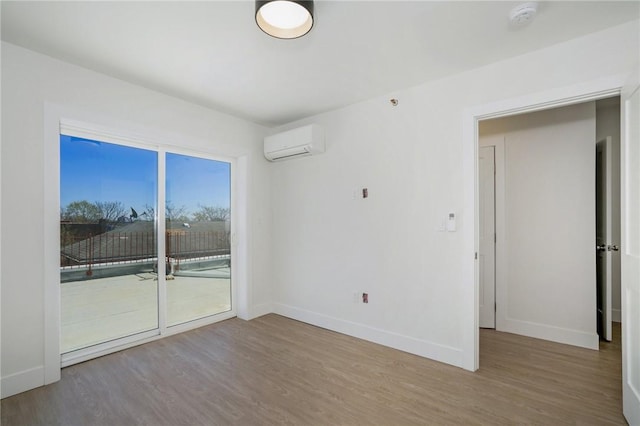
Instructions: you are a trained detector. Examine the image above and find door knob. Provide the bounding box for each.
[609,244,619,252]
[596,244,608,252]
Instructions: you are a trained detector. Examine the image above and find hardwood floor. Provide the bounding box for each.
[1,315,625,425]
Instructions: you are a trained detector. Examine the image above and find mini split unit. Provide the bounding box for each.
[264,124,325,161]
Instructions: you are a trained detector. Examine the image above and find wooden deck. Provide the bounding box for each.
[2,315,624,425]
[61,272,231,352]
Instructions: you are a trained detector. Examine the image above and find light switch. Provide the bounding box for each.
[447,212,456,232]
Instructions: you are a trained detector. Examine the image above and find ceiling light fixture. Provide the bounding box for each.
[256,1,314,39]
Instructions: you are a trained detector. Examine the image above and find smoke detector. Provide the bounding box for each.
[509,2,538,26]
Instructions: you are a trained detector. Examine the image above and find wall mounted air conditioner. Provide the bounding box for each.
[264,124,325,162]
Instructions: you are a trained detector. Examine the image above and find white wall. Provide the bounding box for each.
[269,20,638,368]
[596,99,622,322]
[1,18,638,398]
[1,42,272,397]
[480,102,598,348]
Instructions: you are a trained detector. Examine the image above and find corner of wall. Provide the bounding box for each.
[249,303,274,320]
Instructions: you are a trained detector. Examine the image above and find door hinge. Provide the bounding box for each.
[475,252,478,260]
[494,233,497,243]
[494,302,497,312]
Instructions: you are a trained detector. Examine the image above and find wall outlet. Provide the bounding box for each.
[352,292,359,303]
[352,187,369,200]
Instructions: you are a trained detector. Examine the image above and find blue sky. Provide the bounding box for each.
[166,151,231,213]
[60,135,230,218]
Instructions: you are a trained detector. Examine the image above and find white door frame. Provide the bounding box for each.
[462,74,628,371]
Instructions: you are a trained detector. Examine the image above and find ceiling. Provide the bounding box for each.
[2,1,638,127]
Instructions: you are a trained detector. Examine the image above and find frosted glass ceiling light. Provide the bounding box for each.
[256,1,314,39]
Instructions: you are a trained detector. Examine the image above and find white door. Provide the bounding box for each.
[596,137,613,341]
[621,76,640,425]
[479,146,496,328]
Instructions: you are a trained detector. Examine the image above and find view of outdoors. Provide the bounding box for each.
[60,135,232,353]
[165,152,232,326]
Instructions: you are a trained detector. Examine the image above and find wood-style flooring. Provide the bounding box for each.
[1,315,625,425]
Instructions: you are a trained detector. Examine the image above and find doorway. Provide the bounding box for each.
[477,97,621,346]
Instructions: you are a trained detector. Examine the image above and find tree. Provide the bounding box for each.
[192,205,230,222]
[61,200,101,222]
[141,202,190,222]
[141,204,155,221]
[94,201,127,222]
[166,202,190,222]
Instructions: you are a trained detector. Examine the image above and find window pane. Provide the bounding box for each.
[165,152,231,326]
[60,135,158,353]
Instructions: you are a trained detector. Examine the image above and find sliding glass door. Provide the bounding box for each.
[60,134,233,357]
[60,135,158,353]
[165,152,231,326]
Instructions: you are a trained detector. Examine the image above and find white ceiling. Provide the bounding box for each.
[2,1,638,127]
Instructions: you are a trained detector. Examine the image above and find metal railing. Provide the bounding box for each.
[61,230,230,271]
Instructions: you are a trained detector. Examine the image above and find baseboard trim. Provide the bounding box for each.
[1,366,44,399]
[498,317,599,350]
[612,309,621,323]
[273,303,464,368]
[250,302,273,320]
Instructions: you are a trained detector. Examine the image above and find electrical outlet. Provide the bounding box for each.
[352,292,359,303]
[352,187,369,200]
